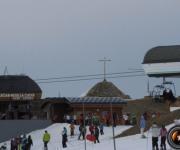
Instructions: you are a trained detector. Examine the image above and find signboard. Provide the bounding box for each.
[0,93,36,100]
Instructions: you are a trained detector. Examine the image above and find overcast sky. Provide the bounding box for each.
[0,0,180,99]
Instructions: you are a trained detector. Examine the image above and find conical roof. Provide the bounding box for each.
[86,80,130,99]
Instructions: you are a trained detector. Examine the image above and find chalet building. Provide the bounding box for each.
[0,75,43,119]
[42,97,126,124]
[42,80,128,125]
[0,75,128,125]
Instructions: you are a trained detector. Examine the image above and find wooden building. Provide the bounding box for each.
[0,75,42,119]
[41,97,127,125]
[41,80,128,124]
[0,75,128,125]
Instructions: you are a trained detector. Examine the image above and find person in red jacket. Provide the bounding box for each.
[89,124,94,135]
[159,124,167,150]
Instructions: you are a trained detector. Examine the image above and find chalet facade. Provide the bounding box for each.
[0,75,42,119]
[0,75,127,125]
[42,97,127,124]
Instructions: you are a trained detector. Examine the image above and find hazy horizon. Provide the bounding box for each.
[0,0,180,99]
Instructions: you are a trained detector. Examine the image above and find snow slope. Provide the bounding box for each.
[1,122,177,150]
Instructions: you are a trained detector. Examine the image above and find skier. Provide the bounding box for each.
[21,134,28,150]
[43,130,51,150]
[94,126,100,143]
[78,124,83,140]
[16,136,22,150]
[78,124,86,140]
[151,122,160,150]
[159,125,167,150]
[26,135,33,150]
[17,135,24,150]
[62,127,68,148]
[69,123,75,136]
[10,138,15,150]
[140,114,146,138]
[99,123,104,135]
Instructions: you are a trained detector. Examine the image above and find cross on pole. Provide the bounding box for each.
[99,57,111,81]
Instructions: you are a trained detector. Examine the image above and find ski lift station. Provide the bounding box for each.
[142,45,180,102]
[142,45,180,77]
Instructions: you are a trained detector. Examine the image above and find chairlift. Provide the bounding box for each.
[151,80,176,103]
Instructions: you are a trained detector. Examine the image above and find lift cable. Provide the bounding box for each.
[35,70,144,81]
[37,73,145,84]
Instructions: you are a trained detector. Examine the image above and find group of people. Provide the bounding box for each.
[140,112,168,150]
[88,123,104,143]
[41,121,104,149]
[10,135,33,150]
[64,113,101,126]
[63,111,126,127]
[150,122,168,150]
[76,122,104,144]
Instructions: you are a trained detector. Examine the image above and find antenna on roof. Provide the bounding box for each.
[3,66,9,75]
[58,91,61,97]
[99,57,111,81]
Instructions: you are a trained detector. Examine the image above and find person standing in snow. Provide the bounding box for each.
[99,123,104,135]
[78,124,86,140]
[89,124,94,135]
[43,130,51,150]
[69,123,75,136]
[140,114,146,138]
[159,125,167,150]
[62,127,68,148]
[21,134,28,150]
[26,135,33,150]
[16,136,22,150]
[10,138,16,150]
[151,122,160,150]
[94,126,100,144]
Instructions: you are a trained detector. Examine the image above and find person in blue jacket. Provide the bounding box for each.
[140,114,146,138]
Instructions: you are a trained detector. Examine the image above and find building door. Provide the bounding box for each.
[51,103,71,122]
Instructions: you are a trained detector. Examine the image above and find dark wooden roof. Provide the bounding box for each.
[143,45,180,64]
[86,80,130,99]
[0,75,42,93]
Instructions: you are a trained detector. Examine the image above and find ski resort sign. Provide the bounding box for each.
[0,93,36,100]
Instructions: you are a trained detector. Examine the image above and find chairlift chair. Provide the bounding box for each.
[151,80,176,103]
[152,84,165,102]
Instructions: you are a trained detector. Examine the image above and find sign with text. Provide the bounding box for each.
[0,93,36,100]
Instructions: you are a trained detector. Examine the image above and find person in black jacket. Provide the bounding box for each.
[26,135,33,150]
[94,126,100,144]
[62,127,68,148]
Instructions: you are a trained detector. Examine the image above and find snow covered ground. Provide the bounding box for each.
[170,106,180,112]
[0,122,177,150]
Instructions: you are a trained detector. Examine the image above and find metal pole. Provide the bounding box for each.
[104,60,106,80]
[83,102,87,150]
[98,57,111,81]
[110,102,116,150]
